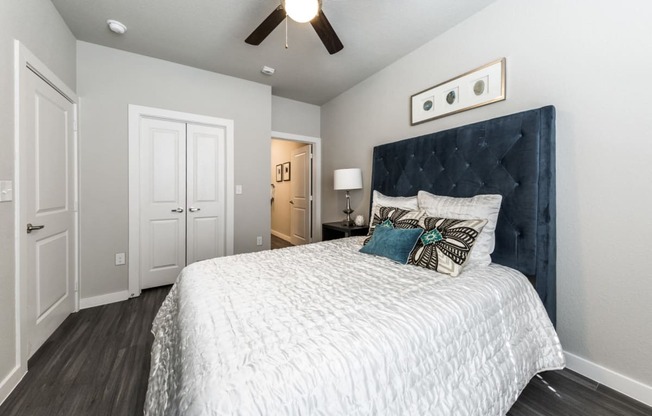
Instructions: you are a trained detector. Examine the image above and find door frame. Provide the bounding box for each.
[8,41,79,402]
[271,131,322,242]
[128,105,234,298]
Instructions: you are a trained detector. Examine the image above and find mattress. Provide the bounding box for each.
[145,237,564,415]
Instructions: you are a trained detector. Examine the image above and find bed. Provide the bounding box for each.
[145,106,564,415]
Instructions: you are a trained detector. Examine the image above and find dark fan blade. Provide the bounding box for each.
[310,10,343,54]
[245,6,286,45]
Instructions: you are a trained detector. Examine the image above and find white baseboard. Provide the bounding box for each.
[0,365,26,407]
[80,290,130,309]
[565,351,652,407]
[271,230,292,243]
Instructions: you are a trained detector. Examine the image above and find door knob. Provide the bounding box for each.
[26,223,45,234]
[289,200,294,205]
[171,208,184,213]
[189,207,200,212]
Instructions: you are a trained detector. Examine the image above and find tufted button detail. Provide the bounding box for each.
[465,163,470,168]
[451,183,457,188]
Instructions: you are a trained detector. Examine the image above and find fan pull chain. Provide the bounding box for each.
[285,17,289,49]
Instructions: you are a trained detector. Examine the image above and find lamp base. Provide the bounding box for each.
[342,198,354,226]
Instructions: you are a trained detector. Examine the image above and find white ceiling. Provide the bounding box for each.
[51,0,496,105]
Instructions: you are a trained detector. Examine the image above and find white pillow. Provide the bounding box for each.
[417,191,502,267]
[372,190,418,211]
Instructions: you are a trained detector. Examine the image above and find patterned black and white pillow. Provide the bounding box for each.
[364,206,423,245]
[408,216,487,276]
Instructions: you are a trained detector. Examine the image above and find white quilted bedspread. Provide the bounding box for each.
[145,237,564,416]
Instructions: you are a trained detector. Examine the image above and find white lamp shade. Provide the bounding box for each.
[334,168,362,190]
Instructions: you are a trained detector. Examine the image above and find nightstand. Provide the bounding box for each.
[322,222,369,241]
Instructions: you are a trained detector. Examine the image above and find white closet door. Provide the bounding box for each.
[140,118,186,289]
[186,124,226,264]
[22,68,76,357]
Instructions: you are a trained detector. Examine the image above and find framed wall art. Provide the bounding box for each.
[275,164,283,182]
[283,162,291,181]
[410,58,506,125]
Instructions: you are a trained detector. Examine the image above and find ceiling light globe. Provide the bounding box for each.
[284,0,319,23]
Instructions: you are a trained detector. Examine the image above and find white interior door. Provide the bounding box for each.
[290,144,312,245]
[140,118,186,289]
[186,124,226,263]
[21,68,76,357]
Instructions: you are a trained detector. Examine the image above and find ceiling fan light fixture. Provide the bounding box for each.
[284,0,319,23]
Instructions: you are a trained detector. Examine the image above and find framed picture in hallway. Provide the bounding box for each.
[276,164,283,182]
[283,162,291,181]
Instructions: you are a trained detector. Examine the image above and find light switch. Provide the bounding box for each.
[235,185,243,195]
[0,180,13,202]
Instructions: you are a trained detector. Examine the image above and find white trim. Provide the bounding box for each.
[271,131,322,242]
[5,40,79,406]
[565,351,652,407]
[271,229,292,243]
[129,105,235,298]
[74,97,82,312]
[73,99,80,312]
[0,366,25,406]
[79,291,130,310]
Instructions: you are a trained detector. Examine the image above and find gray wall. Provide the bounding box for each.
[0,0,76,400]
[77,41,272,300]
[321,0,652,388]
[272,96,321,138]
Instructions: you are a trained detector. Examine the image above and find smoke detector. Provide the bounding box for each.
[261,66,275,76]
[107,20,127,35]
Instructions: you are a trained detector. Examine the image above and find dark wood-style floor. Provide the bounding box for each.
[271,234,294,250]
[2,286,651,416]
[0,286,169,416]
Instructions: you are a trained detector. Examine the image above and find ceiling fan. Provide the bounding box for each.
[245,0,344,55]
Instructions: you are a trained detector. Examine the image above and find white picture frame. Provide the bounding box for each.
[411,58,506,125]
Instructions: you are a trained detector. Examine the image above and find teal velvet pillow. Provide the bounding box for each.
[359,225,423,264]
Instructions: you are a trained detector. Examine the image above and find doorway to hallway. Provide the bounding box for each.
[271,138,312,246]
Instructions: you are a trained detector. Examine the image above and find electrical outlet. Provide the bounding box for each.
[256,236,263,246]
[115,252,126,266]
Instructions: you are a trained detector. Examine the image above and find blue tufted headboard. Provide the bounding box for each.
[371,106,556,325]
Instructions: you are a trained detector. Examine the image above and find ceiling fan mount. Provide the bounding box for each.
[245,0,344,55]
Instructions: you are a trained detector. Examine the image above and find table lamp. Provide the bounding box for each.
[334,168,363,226]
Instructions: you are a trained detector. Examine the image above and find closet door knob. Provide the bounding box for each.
[189,207,200,212]
[171,207,184,213]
